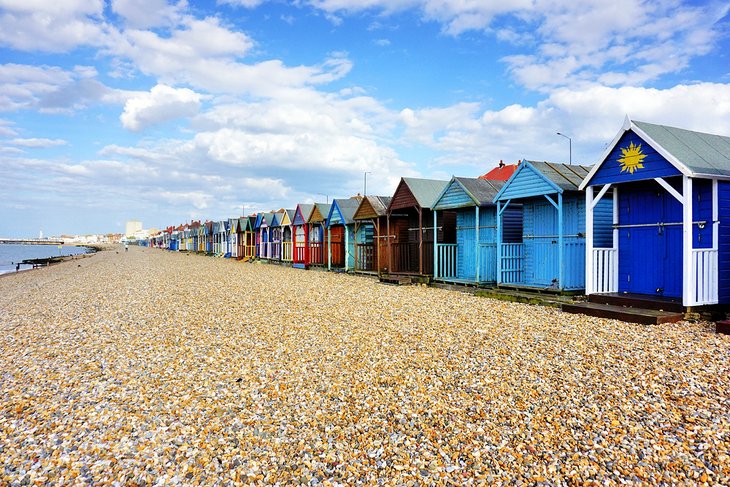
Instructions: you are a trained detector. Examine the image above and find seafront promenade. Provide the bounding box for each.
[0,247,728,485]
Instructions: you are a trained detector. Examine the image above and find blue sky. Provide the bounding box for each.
[1,0,729,237]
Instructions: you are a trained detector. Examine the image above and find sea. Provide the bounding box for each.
[0,243,93,275]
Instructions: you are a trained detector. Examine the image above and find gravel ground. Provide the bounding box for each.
[1,246,728,486]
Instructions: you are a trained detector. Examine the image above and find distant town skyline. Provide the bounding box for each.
[1,0,729,238]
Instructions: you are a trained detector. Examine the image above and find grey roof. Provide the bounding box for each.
[525,161,592,191]
[367,195,391,216]
[285,209,296,222]
[332,197,362,224]
[634,120,730,177]
[454,177,504,205]
[402,177,449,208]
[311,203,331,222]
[296,204,314,221]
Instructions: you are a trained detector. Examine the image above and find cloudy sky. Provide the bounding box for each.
[1,0,729,237]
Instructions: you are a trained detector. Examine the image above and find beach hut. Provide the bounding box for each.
[269,211,284,261]
[353,196,391,273]
[254,213,274,259]
[292,204,314,268]
[243,216,256,259]
[205,221,213,253]
[433,177,520,285]
[386,178,450,276]
[494,160,608,291]
[308,203,331,267]
[280,209,295,263]
[326,197,363,271]
[580,117,730,308]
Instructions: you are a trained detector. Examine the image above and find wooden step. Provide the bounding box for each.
[562,302,683,325]
[716,320,730,335]
[379,275,412,285]
[588,292,683,312]
[292,263,308,270]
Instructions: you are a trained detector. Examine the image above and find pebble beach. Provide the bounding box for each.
[1,247,728,486]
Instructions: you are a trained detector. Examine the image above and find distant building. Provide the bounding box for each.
[125,220,143,237]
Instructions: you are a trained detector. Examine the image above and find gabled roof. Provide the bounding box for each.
[434,176,504,209]
[281,209,295,226]
[238,217,249,231]
[581,116,730,188]
[293,204,314,225]
[354,195,391,220]
[327,197,362,225]
[494,160,591,202]
[309,203,331,223]
[479,163,518,181]
[270,212,283,228]
[390,177,449,210]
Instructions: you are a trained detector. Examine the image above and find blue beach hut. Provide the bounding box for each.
[494,160,611,291]
[326,197,363,271]
[581,117,730,308]
[433,177,521,285]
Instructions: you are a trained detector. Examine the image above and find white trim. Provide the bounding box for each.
[654,177,685,204]
[589,183,612,210]
[632,124,693,177]
[713,179,719,250]
[682,176,693,307]
[612,186,619,292]
[580,116,693,190]
[585,186,594,294]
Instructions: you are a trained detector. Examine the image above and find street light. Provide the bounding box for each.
[557,132,572,165]
[364,171,372,196]
[316,193,329,203]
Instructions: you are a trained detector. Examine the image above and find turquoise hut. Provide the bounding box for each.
[326,197,362,271]
[433,177,520,285]
[494,161,612,291]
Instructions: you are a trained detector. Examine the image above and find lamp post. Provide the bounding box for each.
[557,132,572,165]
[316,193,329,203]
[364,171,372,196]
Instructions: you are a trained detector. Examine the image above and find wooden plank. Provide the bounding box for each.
[562,302,683,325]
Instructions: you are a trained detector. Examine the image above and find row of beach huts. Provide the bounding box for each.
[144,118,730,324]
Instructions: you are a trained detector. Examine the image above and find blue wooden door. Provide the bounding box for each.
[618,182,682,297]
[530,202,559,286]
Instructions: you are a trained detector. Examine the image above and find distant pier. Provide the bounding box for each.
[0,238,65,245]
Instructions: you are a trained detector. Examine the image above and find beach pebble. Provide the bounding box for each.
[0,246,728,485]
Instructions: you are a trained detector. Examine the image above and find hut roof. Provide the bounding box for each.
[329,198,362,225]
[391,177,449,210]
[453,177,504,205]
[524,161,592,191]
[632,120,730,176]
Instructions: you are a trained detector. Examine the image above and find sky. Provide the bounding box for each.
[1,0,729,237]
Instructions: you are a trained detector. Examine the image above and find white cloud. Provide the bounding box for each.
[0,63,132,113]
[120,84,202,131]
[9,138,68,148]
[303,0,729,91]
[111,0,185,28]
[0,0,105,52]
[396,82,730,169]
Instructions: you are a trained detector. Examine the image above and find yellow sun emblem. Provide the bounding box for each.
[618,141,647,174]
